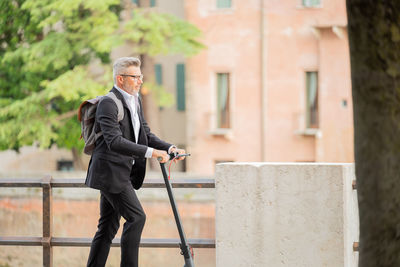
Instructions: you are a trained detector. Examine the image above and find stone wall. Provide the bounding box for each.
[215,163,359,267]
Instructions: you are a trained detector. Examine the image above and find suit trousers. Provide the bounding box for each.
[87,184,146,267]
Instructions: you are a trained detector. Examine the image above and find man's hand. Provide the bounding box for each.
[152,149,169,163]
[170,147,186,161]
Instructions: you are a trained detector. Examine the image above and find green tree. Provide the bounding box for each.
[0,0,204,168]
[347,0,400,266]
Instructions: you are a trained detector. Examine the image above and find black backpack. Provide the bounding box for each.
[77,92,124,155]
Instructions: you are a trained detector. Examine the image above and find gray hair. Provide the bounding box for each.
[113,57,141,83]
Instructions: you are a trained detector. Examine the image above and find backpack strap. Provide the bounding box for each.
[94,92,125,140]
[106,92,124,122]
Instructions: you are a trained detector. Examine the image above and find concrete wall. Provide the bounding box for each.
[215,163,359,267]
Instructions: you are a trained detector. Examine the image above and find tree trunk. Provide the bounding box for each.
[346,1,400,266]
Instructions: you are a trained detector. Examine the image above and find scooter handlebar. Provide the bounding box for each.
[158,153,191,162]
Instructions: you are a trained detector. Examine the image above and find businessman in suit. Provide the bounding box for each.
[85,57,185,267]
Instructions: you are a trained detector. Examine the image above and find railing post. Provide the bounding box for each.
[42,175,53,267]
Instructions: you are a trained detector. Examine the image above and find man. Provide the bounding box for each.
[85,57,185,267]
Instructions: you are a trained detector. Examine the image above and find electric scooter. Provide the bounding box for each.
[158,153,194,267]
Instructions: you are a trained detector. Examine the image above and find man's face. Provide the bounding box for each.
[119,66,143,95]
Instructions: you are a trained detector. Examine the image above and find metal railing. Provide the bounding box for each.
[0,176,216,267]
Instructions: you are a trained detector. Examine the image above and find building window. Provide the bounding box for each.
[57,160,74,172]
[306,72,319,129]
[155,64,162,85]
[217,73,230,129]
[150,0,156,7]
[217,0,231,9]
[176,64,185,111]
[302,0,321,7]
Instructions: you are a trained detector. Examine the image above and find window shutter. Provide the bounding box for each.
[176,64,186,111]
[217,0,231,9]
[155,64,162,85]
[302,0,321,7]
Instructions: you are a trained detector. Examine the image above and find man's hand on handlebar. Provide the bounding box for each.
[152,149,169,163]
[170,147,186,162]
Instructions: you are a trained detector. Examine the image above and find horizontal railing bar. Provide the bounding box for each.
[0,178,43,187]
[50,179,86,188]
[0,178,215,188]
[142,179,215,189]
[0,236,43,246]
[0,237,215,248]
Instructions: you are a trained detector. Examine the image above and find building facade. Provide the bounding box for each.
[179,0,354,175]
[0,0,353,176]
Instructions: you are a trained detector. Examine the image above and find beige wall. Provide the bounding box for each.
[263,0,352,163]
[317,26,353,162]
[185,0,353,175]
[184,0,263,174]
[149,0,188,171]
[0,146,77,175]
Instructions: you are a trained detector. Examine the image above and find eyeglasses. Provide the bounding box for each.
[120,74,144,81]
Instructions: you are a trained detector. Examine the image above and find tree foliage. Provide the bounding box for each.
[0,0,204,152]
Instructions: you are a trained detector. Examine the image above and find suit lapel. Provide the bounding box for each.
[137,95,146,144]
[110,87,137,142]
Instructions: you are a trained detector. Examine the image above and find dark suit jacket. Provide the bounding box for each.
[85,87,172,193]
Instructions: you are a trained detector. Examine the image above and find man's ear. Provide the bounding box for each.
[116,75,123,84]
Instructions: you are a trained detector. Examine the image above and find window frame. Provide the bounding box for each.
[217,0,232,9]
[305,71,319,129]
[301,0,322,8]
[216,72,231,130]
